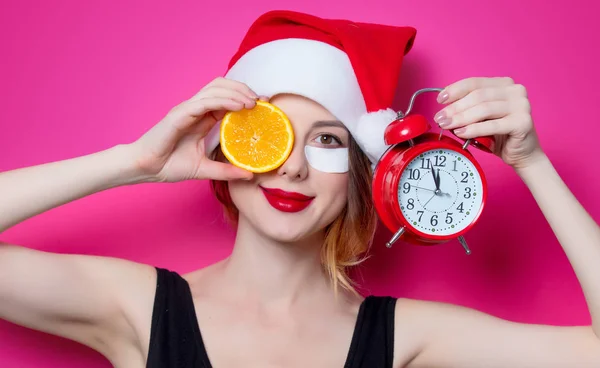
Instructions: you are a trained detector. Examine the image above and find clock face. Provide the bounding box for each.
[397,148,484,236]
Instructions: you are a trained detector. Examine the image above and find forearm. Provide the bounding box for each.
[516,153,600,338]
[0,144,145,234]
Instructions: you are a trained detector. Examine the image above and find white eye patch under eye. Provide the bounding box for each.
[304,146,349,173]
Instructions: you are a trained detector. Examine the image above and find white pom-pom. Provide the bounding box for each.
[354,108,398,164]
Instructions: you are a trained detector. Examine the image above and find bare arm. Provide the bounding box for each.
[400,154,600,368]
[0,77,257,361]
[0,145,157,358]
[518,154,600,336]
[0,144,146,233]
[0,244,156,359]
[395,77,600,367]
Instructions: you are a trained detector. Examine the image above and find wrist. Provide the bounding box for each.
[513,149,552,180]
[108,144,160,186]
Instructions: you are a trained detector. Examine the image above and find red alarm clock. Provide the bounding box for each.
[372,88,495,255]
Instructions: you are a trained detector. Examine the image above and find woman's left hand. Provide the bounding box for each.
[434,76,545,169]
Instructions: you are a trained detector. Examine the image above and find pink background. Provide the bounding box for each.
[1,0,599,366]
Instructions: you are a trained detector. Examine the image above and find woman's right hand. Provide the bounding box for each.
[128,77,258,183]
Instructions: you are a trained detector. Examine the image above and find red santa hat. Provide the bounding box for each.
[205,10,417,165]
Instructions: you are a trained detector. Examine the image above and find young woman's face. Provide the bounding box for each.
[228,94,350,242]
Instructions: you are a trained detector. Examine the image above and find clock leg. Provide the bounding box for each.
[386,227,406,248]
[457,235,472,255]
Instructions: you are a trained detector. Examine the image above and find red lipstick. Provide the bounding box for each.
[260,186,314,213]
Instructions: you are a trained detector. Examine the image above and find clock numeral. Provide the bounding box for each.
[430,214,438,226]
[420,158,431,169]
[452,160,458,172]
[417,210,424,222]
[445,212,453,224]
[402,182,411,194]
[408,169,421,180]
[461,171,469,183]
[434,155,447,167]
[457,202,464,213]
[407,198,415,210]
[464,187,472,199]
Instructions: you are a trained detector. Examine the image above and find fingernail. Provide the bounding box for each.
[438,117,452,127]
[434,110,446,122]
[437,90,449,103]
[454,127,466,135]
[434,111,452,127]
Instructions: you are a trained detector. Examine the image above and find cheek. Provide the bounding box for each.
[315,173,349,213]
[227,180,256,210]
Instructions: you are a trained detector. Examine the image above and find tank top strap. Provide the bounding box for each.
[146,267,212,368]
[344,295,397,368]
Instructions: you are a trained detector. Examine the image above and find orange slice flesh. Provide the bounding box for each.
[220,100,294,173]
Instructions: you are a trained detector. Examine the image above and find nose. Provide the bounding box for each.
[276,139,308,181]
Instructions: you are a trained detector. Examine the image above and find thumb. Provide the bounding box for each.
[210,110,227,122]
[198,159,254,181]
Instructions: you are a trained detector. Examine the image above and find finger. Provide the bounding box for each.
[438,86,512,119]
[437,76,515,104]
[438,101,509,130]
[453,117,513,139]
[210,110,227,122]
[168,97,244,132]
[258,95,270,101]
[192,86,257,109]
[198,158,254,181]
[196,77,258,101]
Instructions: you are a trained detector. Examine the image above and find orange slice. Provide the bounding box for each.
[220,100,294,173]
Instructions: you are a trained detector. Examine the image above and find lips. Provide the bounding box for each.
[260,186,314,213]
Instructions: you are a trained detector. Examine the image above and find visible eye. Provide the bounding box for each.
[314,134,342,147]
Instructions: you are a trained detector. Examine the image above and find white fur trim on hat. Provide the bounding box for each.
[205,38,396,166]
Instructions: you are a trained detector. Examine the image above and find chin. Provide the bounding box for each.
[245,195,324,243]
[229,182,344,244]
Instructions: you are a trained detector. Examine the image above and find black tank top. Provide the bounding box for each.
[147,267,397,368]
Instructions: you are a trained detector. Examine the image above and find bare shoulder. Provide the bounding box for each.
[0,243,158,364]
[392,298,492,367]
[392,298,434,368]
[58,252,159,361]
[101,256,158,348]
[393,297,600,368]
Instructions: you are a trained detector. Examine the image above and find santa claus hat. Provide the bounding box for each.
[205,10,417,165]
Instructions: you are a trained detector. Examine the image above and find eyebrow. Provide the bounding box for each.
[312,120,348,130]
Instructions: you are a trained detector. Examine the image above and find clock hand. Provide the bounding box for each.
[414,185,451,197]
[430,164,439,191]
[423,193,436,208]
[414,186,436,193]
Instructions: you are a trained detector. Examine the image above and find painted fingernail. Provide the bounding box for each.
[437,90,449,103]
[454,127,466,135]
[434,110,446,122]
[435,111,452,127]
[438,117,452,127]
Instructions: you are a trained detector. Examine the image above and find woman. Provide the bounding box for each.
[1,9,599,368]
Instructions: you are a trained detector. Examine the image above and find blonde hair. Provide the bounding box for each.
[209,136,378,295]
